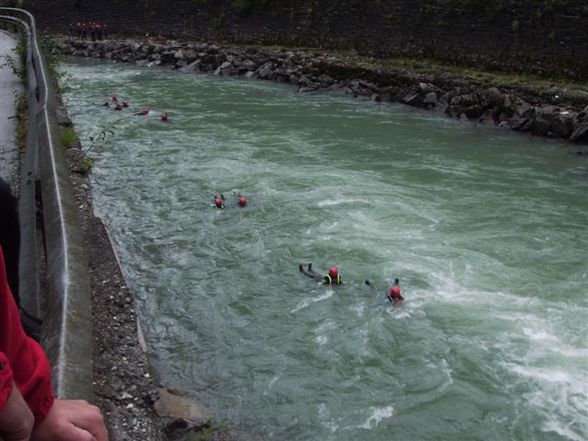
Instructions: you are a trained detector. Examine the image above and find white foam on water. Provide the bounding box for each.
[385,307,411,320]
[317,198,368,207]
[438,358,454,392]
[317,403,340,433]
[357,406,395,429]
[501,341,588,441]
[264,375,280,395]
[290,289,334,313]
[349,303,365,317]
[315,320,337,347]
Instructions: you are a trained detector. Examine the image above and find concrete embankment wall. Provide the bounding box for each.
[0,8,92,400]
[24,0,588,79]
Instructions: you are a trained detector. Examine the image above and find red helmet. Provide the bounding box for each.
[214,198,223,208]
[238,196,247,207]
[328,267,339,278]
[390,286,401,298]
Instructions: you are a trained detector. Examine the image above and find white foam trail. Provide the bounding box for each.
[290,289,334,313]
[386,308,411,320]
[317,198,367,207]
[315,320,337,346]
[264,375,280,395]
[438,359,454,392]
[317,403,339,433]
[358,406,395,429]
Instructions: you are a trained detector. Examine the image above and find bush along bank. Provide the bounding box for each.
[56,37,588,147]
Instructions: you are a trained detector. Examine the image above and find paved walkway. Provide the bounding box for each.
[0,29,23,188]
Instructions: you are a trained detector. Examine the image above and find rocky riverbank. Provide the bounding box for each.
[55,36,588,148]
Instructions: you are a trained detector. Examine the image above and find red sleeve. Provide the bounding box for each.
[0,247,54,424]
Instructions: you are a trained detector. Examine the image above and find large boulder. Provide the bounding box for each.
[570,124,588,143]
[214,61,234,76]
[550,113,577,138]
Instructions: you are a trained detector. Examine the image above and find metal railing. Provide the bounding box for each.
[0,8,92,401]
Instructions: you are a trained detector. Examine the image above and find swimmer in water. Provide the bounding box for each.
[299,263,342,285]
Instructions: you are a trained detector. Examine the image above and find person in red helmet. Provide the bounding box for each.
[387,278,403,305]
[237,196,247,207]
[325,267,342,285]
[299,263,342,285]
[212,195,225,209]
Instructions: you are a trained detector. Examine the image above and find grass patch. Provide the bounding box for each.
[188,422,231,441]
[61,127,77,149]
[330,51,588,97]
[15,93,27,151]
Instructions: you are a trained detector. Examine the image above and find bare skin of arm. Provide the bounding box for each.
[0,383,34,441]
[32,399,109,441]
[0,392,109,441]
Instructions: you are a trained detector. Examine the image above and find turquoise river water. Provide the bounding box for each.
[61,59,587,441]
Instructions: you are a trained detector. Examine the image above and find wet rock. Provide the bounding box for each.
[207,431,239,441]
[402,91,422,106]
[163,417,210,441]
[419,82,438,94]
[179,59,202,73]
[528,117,550,136]
[155,388,207,421]
[256,61,274,79]
[423,91,439,108]
[570,124,588,143]
[214,61,234,76]
[160,51,176,64]
[550,113,576,138]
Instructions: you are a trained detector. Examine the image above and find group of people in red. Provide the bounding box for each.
[212,193,248,209]
[68,22,108,41]
[103,94,169,121]
[0,179,109,440]
[299,263,404,306]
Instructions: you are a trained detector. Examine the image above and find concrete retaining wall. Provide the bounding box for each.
[0,8,92,401]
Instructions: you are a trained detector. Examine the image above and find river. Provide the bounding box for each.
[61,58,588,441]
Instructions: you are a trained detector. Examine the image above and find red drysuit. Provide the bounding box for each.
[0,247,54,423]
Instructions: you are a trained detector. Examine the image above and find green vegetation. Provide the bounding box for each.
[15,93,27,151]
[0,0,24,7]
[330,50,588,96]
[0,34,26,81]
[60,127,77,149]
[39,37,70,92]
[188,422,231,441]
[77,157,94,175]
